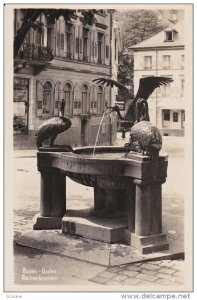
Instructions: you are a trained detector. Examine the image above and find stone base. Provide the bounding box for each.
[124,230,169,254]
[33,213,62,230]
[62,209,127,243]
[16,229,183,267]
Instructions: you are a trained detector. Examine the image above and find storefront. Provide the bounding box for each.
[13,77,29,135]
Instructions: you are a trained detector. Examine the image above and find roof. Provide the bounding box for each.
[130,22,184,50]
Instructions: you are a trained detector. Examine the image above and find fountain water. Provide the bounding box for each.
[92,108,110,157]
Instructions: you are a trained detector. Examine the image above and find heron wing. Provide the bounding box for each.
[135,76,174,101]
[92,78,130,92]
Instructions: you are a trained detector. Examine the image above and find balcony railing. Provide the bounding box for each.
[17,42,53,62]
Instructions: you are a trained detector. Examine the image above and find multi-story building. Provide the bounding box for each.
[13,9,121,148]
[130,17,185,136]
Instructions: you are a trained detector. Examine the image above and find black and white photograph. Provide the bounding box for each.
[3,2,194,296]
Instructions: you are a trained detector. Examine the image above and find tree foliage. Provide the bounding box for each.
[114,9,170,97]
[14,9,97,58]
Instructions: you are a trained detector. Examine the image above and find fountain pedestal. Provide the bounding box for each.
[34,147,168,254]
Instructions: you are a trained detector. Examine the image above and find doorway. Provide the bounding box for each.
[81,119,88,146]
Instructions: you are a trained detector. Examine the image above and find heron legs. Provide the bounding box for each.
[50,134,58,146]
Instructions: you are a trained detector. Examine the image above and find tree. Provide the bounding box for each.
[114,9,170,95]
[14,9,97,58]
[117,52,134,98]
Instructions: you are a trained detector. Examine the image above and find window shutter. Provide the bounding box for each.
[105,34,110,60]
[104,87,110,108]
[104,34,110,64]
[76,37,79,53]
[73,86,80,114]
[94,31,98,58]
[90,85,94,113]
[91,28,95,60]
[78,25,83,59]
[36,81,43,117]
[87,30,90,60]
[94,85,98,113]
[54,82,61,116]
[57,31,60,56]
[70,24,74,58]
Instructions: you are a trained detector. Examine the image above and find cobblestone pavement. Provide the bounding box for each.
[91,259,184,286]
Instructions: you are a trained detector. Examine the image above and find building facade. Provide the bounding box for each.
[130,18,185,137]
[14,10,121,148]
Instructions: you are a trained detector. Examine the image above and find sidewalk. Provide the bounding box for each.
[11,135,187,291]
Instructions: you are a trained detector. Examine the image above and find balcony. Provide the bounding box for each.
[15,42,53,75]
[17,42,53,62]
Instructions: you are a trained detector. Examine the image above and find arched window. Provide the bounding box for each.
[82,84,89,113]
[43,81,53,115]
[64,83,72,115]
[97,85,103,114]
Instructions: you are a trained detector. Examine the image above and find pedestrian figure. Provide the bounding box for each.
[121,128,126,139]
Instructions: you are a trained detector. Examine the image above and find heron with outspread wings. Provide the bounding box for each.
[93,76,173,128]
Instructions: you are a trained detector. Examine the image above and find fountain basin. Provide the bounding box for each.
[38,146,168,186]
[38,146,167,219]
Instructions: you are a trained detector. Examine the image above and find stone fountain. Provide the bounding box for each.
[33,140,168,254]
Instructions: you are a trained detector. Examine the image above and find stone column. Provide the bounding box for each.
[33,168,66,230]
[134,180,162,236]
[124,178,169,253]
[40,169,66,217]
[125,180,136,233]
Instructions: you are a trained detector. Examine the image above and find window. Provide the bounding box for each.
[90,101,97,113]
[162,109,170,128]
[81,85,89,113]
[164,29,178,42]
[163,110,170,121]
[83,28,89,61]
[64,83,72,115]
[43,81,53,115]
[47,28,52,49]
[162,55,171,69]
[159,75,172,97]
[74,101,81,109]
[97,86,103,114]
[173,112,178,122]
[106,45,109,59]
[165,31,173,41]
[60,34,64,50]
[98,32,104,64]
[144,56,152,70]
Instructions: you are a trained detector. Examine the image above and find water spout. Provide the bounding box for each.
[92,108,111,157]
